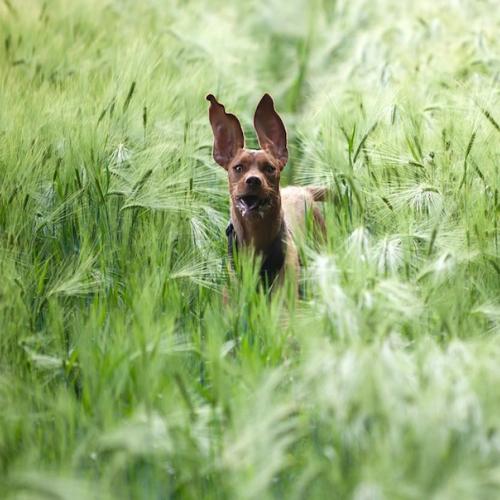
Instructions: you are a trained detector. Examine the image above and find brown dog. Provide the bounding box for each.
[207,93,326,290]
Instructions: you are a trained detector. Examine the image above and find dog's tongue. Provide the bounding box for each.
[241,196,259,210]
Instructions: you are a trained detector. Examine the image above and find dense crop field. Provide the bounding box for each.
[1,0,499,498]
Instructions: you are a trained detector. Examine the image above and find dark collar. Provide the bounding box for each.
[226,221,286,287]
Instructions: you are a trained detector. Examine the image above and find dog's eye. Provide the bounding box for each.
[233,164,244,174]
[264,164,276,174]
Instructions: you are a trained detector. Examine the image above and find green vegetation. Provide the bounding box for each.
[1,0,499,498]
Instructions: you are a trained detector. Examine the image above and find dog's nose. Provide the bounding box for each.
[245,176,262,187]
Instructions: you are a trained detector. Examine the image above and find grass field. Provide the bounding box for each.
[1,0,500,498]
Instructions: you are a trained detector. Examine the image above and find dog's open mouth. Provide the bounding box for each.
[236,195,271,216]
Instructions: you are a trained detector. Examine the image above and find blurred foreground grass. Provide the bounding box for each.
[0,0,499,498]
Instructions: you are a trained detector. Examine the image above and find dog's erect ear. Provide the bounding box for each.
[206,94,244,169]
[253,94,288,169]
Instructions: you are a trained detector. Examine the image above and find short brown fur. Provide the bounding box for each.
[207,93,326,289]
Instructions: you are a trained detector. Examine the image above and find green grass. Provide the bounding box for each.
[1,0,499,498]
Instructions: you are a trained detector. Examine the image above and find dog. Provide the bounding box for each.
[207,93,326,291]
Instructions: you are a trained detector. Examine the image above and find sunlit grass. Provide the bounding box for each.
[1,0,499,498]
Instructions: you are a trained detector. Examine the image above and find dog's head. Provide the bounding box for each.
[207,94,288,218]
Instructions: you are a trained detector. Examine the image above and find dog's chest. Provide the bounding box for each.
[226,221,287,286]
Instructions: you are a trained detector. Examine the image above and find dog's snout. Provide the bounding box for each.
[245,176,262,187]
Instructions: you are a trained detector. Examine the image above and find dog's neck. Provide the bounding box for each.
[230,195,283,254]
[228,194,286,286]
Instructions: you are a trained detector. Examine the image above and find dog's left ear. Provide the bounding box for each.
[254,94,288,169]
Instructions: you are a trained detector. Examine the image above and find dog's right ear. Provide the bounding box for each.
[206,94,244,169]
